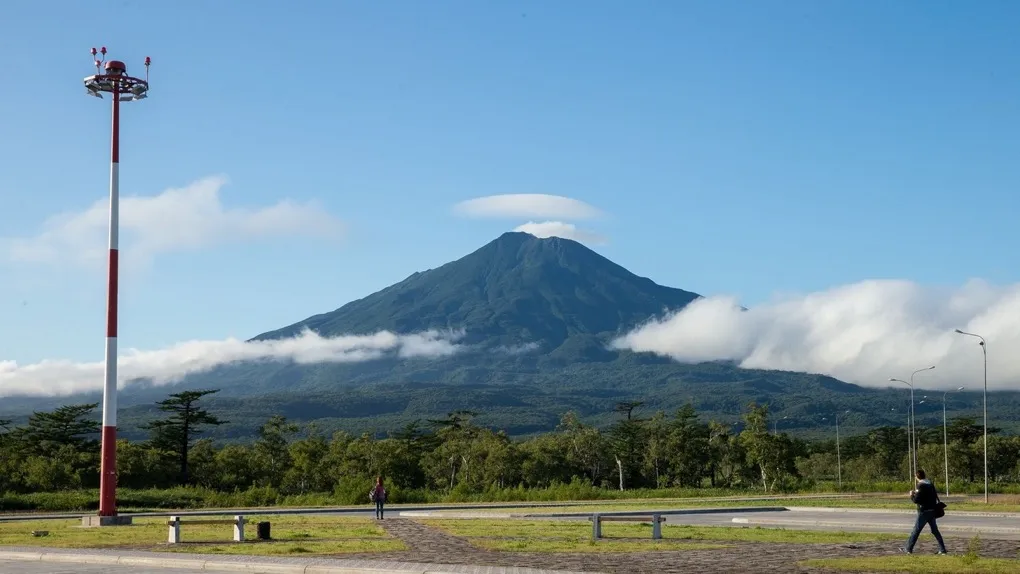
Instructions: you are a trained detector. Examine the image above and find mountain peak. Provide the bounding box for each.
[254,233,700,350]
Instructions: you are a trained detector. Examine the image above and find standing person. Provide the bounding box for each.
[903,469,947,554]
[369,476,387,520]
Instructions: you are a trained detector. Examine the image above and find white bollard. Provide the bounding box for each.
[234,515,245,542]
[652,514,662,540]
[168,516,181,544]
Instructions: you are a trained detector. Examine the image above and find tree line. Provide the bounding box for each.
[2,389,1019,499]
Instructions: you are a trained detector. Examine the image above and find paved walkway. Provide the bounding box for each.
[364,518,1020,573]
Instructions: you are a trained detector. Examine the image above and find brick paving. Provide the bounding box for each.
[334,518,1020,574]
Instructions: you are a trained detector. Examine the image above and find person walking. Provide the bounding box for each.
[369,476,387,520]
[903,469,947,554]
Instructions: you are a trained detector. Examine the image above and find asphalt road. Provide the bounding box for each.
[0,495,857,522]
[655,508,1020,540]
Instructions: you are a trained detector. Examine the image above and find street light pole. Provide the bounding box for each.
[836,410,848,489]
[83,47,150,522]
[822,412,849,489]
[890,378,915,478]
[909,366,936,473]
[917,397,927,457]
[955,329,988,504]
[773,416,788,436]
[943,386,964,496]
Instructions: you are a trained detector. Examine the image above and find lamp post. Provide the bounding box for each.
[822,411,849,489]
[942,386,964,496]
[83,47,150,522]
[773,416,788,435]
[890,378,915,478]
[909,367,935,473]
[955,329,988,504]
[917,397,927,456]
[836,410,848,489]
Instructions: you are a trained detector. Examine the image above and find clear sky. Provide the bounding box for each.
[2,0,1019,368]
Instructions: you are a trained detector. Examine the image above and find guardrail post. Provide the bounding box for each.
[652,514,662,540]
[234,515,245,542]
[168,516,180,544]
[591,513,601,540]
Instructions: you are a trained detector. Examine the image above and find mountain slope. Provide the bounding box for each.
[253,232,700,350]
[11,231,1017,440]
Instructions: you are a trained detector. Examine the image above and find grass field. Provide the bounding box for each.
[0,515,405,556]
[801,556,1020,573]
[422,518,902,553]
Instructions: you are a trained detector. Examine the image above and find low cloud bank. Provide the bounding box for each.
[612,279,1020,390]
[0,329,464,398]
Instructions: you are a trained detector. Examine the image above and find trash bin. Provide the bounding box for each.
[257,521,271,540]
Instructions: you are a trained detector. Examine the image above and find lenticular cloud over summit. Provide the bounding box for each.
[612,279,1020,390]
[0,329,465,398]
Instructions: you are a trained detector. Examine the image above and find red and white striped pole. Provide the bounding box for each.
[98,86,121,518]
[84,48,149,519]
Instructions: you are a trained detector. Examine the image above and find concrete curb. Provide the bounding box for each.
[0,550,598,574]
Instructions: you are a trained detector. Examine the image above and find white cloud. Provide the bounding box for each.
[0,329,464,398]
[2,176,342,268]
[612,279,1020,390]
[492,342,542,355]
[513,221,608,245]
[453,194,602,220]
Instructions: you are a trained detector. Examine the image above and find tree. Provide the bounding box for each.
[19,403,100,456]
[253,415,299,487]
[664,403,710,487]
[644,411,669,487]
[739,402,797,492]
[608,401,647,490]
[283,425,331,494]
[557,412,607,484]
[142,390,226,485]
[947,417,1000,482]
[423,412,482,491]
[388,420,436,488]
[865,426,909,478]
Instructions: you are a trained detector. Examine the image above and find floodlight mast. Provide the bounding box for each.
[83,47,150,518]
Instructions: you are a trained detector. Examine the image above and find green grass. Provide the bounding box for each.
[0,515,405,556]
[801,556,1020,573]
[423,519,902,547]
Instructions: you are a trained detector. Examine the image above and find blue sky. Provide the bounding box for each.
[2,0,1019,368]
